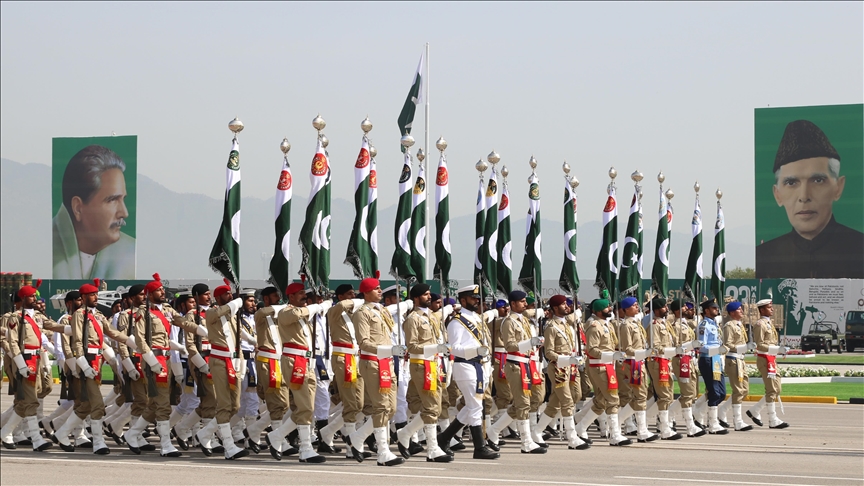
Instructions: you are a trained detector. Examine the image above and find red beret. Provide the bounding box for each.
[213,278,233,298]
[359,278,379,294]
[284,282,305,296]
[548,294,567,307]
[79,278,100,295]
[144,273,163,294]
[17,279,42,299]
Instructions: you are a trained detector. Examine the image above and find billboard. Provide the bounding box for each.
[52,136,137,279]
[754,104,864,279]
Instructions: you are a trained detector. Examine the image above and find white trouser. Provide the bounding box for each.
[175,392,200,416]
[313,379,331,421]
[394,364,410,424]
[239,390,259,418]
[455,379,484,427]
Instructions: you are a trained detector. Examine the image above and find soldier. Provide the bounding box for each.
[616,296,658,442]
[612,303,636,438]
[201,281,249,460]
[489,298,513,441]
[40,291,81,437]
[234,290,259,447]
[110,285,146,446]
[722,301,754,432]
[266,283,331,463]
[0,281,53,451]
[181,284,219,453]
[347,277,406,466]
[575,298,631,446]
[488,290,546,454]
[669,300,704,437]
[748,300,789,429]
[395,283,451,462]
[696,298,729,435]
[537,295,589,450]
[168,291,202,450]
[646,297,682,440]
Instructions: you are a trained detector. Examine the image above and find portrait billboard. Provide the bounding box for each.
[52,136,137,279]
[754,104,864,279]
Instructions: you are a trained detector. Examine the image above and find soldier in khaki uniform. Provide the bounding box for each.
[266,282,332,463]
[347,277,405,467]
[564,304,587,411]
[536,295,589,450]
[489,301,512,438]
[574,298,632,446]
[110,285,146,446]
[722,301,754,432]
[0,282,53,452]
[396,283,451,462]
[177,284,217,451]
[748,300,789,429]
[669,300,704,437]
[646,297,682,440]
[616,296,657,442]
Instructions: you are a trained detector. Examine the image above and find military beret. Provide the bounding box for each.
[410,284,431,299]
[621,296,638,309]
[17,279,42,299]
[334,284,354,296]
[774,120,840,173]
[64,290,81,302]
[651,297,667,310]
[592,299,610,312]
[495,299,507,309]
[191,283,210,296]
[726,301,742,313]
[548,295,567,307]
[359,278,379,294]
[430,293,441,301]
[79,278,100,295]
[669,300,683,312]
[284,282,305,296]
[128,284,146,296]
[260,287,279,297]
[508,290,527,302]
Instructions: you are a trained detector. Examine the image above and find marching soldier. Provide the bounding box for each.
[612,303,636,438]
[617,296,658,442]
[647,297,682,440]
[669,300,704,437]
[235,290,259,446]
[696,298,729,435]
[40,291,80,438]
[181,284,218,453]
[537,295,589,450]
[111,285,146,446]
[396,283,452,462]
[722,301,754,432]
[748,300,789,429]
[489,298,513,442]
[168,291,202,450]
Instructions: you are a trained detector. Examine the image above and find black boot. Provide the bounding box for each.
[437,418,464,456]
[314,420,328,446]
[469,426,499,460]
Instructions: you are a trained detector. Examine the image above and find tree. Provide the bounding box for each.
[725,266,755,279]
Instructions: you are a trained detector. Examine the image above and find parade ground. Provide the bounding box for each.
[1,384,862,486]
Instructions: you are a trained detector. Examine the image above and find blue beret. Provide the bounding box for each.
[726,301,742,313]
[621,296,638,309]
[508,290,527,302]
[495,299,507,309]
[430,293,441,301]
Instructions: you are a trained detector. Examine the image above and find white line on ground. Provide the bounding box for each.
[643,443,863,453]
[616,475,823,486]
[659,470,864,481]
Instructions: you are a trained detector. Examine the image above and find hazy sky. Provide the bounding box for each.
[2,2,862,269]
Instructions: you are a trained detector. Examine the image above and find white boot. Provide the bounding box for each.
[347,418,374,462]
[624,414,638,436]
[635,410,659,442]
[157,420,182,457]
[342,422,357,459]
[73,420,92,447]
[617,404,635,427]
[298,424,325,463]
[124,416,151,453]
[659,410,682,440]
[229,414,245,443]
[517,419,545,453]
[26,416,52,451]
[668,399,682,426]
[54,412,84,451]
[396,414,424,458]
[90,419,110,455]
[266,417,296,459]
[374,426,403,466]
[174,411,201,449]
[563,416,589,450]
[318,414,344,452]
[41,402,70,435]
[533,412,553,446]
[573,398,594,424]
[0,411,24,448]
[168,408,183,428]
[425,424,452,462]
[717,397,731,426]
[732,404,753,431]
[597,412,609,438]
[683,408,706,437]
[487,410,514,446]
[574,408,598,443]
[0,405,14,428]
[693,395,708,426]
[219,422,249,460]
[766,402,789,429]
[607,413,632,446]
[746,397,765,426]
[707,406,729,435]
[195,418,219,455]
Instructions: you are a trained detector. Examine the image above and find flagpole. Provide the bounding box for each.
[424,41,431,283]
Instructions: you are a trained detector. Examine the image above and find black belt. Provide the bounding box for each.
[454,356,482,364]
[242,350,253,359]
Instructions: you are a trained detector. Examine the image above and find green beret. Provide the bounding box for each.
[592,299,610,312]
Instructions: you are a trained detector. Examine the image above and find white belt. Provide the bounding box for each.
[211,348,233,358]
[725,353,742,359]
[409,354,437,361]
[493,347,506,353]
[87,346,102,355]
[283,347,311,358]
[507,355,530,364]
[360,351,377,359]
[530,354,540,362]
[257,349,280,360]
[201,343,212,351]
[589,358,612,365]
[332,346,357,355]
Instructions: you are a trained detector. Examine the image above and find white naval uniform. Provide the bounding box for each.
[448,308,496,427]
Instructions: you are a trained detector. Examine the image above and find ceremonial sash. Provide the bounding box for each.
[23,314,43,348]
[494,351,507,379]
[454,356,485,395]
[711,355,723,381]
[332,341,357,384]
[758,353,777,378]
[210,345,238,390]
[654,357,671,387]
[589,362,618,393]
[627,358,643,386]
[679,355,692,383]
[315,356,330,381]
[361,353,393,393]
[87,313,104,348]
[283,343,310,389]
[150,308,170,335]
[410,358,438,391]
[256,354,282,389]
[552,361,568,389]
[23,344,40,382]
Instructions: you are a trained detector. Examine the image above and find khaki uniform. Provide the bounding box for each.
[129,304,184,422]
[753,316,781,402]
[491,316,512,411]
[618,316,649,411]
[253,305,290,421]
[523,310,546,414]
[6,310,48,417]
[585,316,619,415]
[543,315,576,418]
[205,303,243,424]
[354,302,398,428]
[183,307,217,419]
[723,319,749,404]
[564,313,585,404]
[501,313,539,421]
[70,307,129,420]
[326,299,368,424]
[613,317,631,410]
[671,317,698,408]
[276,305,319,426]
[403,308,442,424]
[647,318,675,410]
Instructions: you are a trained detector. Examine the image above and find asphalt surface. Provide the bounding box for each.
[1,384,863,486]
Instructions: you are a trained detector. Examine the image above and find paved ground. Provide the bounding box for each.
[2,385,863,486]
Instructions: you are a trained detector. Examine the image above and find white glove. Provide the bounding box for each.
[530,336,545,347]
[76,356,97,379]
[102,346,117,366]
[65,357,78,375]
[633,349,650,360]
[573,355,584,366]
[613,351,626,362]
[735,344,748,355]
[437,343,451,355]
[477,346,490,357]
[122,357,140,381]
[195,326,208,337]
[662,346,677,359]
[226,298,243,315]
[780,346,790,355]
[767,345,780,355]
[320,300,333,313]
[676,346,686,355]
[707,346,722,357]
[171,361,185,385]
[599,351,615,364]
[63,325,72,336]
[557,355,571,367]
[13,354,30,378]
[378,344,407,358]
[747,342,757,351]
[517,339,533,353]
[125,335,138,351]
[189,353,210,374]
[142,351,163,374]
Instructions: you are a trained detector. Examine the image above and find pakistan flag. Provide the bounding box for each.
[209,139,241,285]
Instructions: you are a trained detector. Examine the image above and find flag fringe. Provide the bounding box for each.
[344,247,367,280]
[209,251,237,286]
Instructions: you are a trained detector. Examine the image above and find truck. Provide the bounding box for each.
[845,310,864,352]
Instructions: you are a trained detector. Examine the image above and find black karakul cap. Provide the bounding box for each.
[773,120,840,173]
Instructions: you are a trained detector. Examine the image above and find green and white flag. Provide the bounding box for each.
[496,178,512,295]
[618,187,643,297]
[268,151,292,295]
[298,138,331,291]
[683,195,703,300]
[409,164,427,282]
[209,139,241,286]
[397,53,424,146]
[518,173,542,294]
[711,200,725,301]
[368,156,379,274]
[391,152,414,280]
[345,137,375,278]
[651,189,671,298]
[594,186,618,297]
[474,176,486,287]
[482,169,499,294]
[433,152,451,285]
[559,179,579,295]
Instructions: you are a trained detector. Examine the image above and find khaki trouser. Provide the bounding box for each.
[622,360,649,411]
[282,356,316,425]
[255,358,290,420]
[130,376,149,418]
[129,370,171,423]
[13,375,40,418]
[210,358,240,424]
[493,356,513,411]
[407,362,442,424]
[73,376,107,420]
[359,357,397,428]
[615,361,632,409]
[757,356,781,403]
[504,362,531,420]
[673,356,697,408]
[569,367,583,405]
[587,365,619,415]
[544,364,574,418]
[725,357,749,404]
[647,359,674,411]
[529,368,546,414]
[438,379,451,419]
[195,379,217,419]
[331,354,368,423]
[580,368,592,399]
